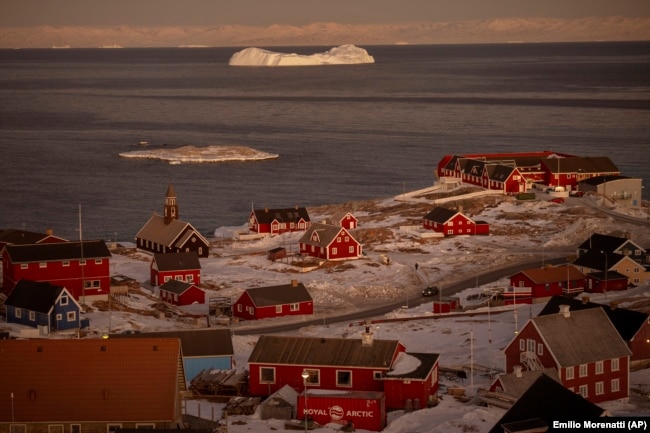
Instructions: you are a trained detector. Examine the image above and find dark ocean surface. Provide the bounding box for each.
[1,42,649,241]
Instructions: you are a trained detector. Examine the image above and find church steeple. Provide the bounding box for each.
[163,183,179,225]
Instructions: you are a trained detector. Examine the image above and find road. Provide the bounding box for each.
[232,256,569,336]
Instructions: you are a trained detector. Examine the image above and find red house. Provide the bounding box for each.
[0,228,67,251]
[541,156,620,191]
[151,251,201,286]
[233,281,313,320]
[299,223,362,261]
[158,280,205,306]
[330,211,358,230]
[508,264,586,300]
[248,333,439,411]
[422,207,489,236]
[248,334,405,397]
[2,240,112,302]
[135,184,210,258]
[504,306,631,404]
[248,206,311,235]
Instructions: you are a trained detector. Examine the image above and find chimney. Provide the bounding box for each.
[45,228,53,236]
[362,320,373,345]
[264,207,269,212]
[458,205,463,214]
[291,279,298,287]
[559,304,570,318]
[513,365,522,378]
[582,296,590,304]
[609,301,619,310]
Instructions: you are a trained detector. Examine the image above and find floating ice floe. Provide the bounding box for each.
[228,44,375,67]
[118,145,279,164]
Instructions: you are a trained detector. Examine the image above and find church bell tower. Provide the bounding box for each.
[163,183,179,225]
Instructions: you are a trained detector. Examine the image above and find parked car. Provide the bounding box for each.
[422,285,439,297]
[570,190,585,197]
[550,197,565,204]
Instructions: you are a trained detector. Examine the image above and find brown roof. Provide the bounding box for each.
[135,213,209,247]
[517,265,585,284]
[4,240,111,263]
[153,251,201,271]
[244,282,313,307]
[248,335,401,369]
[0,338,185,423]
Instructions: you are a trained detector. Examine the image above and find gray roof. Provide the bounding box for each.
[4,240,111,263]
[543,156,619,174]
[298,223,349,248]
[159,279,202,295]
[248,335,401,369]
[531,308,631,367]
[111,329,234,357]
[153,251,201,271]
[135,213,209,247]
[495,368,560,399]
[244,282,313,307]
[423,207,460,224]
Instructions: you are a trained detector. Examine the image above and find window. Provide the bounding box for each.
[596,382,604,395]
[187,275,194,283]
[290,303,299,311]
[71,425,81,433]
[565,366,574,380]
[28,311,36,321]
[39,262,47,268]
[135,424,155,429]
[612,358,619,372]
[48,425,64,433]
[20,263,28,269]
[449,222,454,226]
[519,339,525,351]
[579,364,588,377]
[260,367,275,383]
[596,361,603,374]
[62,261,70,267]
[15,308,22,319]
[373,371,383,380]
[56,314,62,321]
[345,236,349,242]
[337,237,341,242]
[60,295,68,306]
[332,247,338,255]
[579,385,588,398]
[80,260,86,266]
[527,339,535,352]
[349,246,355,254]
[611,378,620,392]
[304,369,320,385]
[176,275,183,281]
[276,305,283,313]
[537,344,543,356]
[107,424,122,433]
[237,304,242,312]
[164,276,171,282]
[336,370,352,387]
[447,230,453,235]
[67,311,76,321]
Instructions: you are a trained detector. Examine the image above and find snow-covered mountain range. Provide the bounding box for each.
[2,17,649,48]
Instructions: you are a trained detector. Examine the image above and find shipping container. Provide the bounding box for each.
[297,390,386,432]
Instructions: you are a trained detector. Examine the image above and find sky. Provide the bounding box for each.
[1,0,649,27]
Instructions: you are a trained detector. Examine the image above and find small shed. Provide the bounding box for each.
[159,279,205,306]
[432,296,461,314]
[267,247,287,262]
[260,384,298,420]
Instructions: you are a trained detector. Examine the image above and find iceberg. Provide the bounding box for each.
[228,44,374,67]
[118,145,279,164]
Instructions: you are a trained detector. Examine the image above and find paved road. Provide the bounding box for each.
[231,256,569,336]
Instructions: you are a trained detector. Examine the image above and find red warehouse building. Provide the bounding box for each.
[504,306,631,404]
[248,206,311,235]
[297,391,386,432]
[233,281,313,321]
[2,240,112,302]
[299,223,362,261]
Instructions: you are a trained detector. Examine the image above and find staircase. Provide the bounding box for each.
[520,351,544,371]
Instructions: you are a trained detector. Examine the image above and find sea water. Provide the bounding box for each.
[1,42,648,240]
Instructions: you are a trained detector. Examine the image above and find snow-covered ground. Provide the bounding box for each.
[229,44,375,66]
[2,189,649,432]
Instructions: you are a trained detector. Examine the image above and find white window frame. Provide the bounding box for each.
[612,358,619,372]
[336,369,353,387]
[260,366,276,384]
[595,361,603,374]
[579,384,588,398]
[595,381,604,395]
[611,378,620,392]
[565,366,574,380]
[579,364,588,377]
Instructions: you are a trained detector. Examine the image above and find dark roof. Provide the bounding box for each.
[298,223,354,248]
[423,207,460,224]
[4,240,111,263]
[252,207,310,225]
[489,164,516,182]
[543,156,619,174]
[0,338,184,423]
[111,329,234,357]
[539,295,649,342]
[135,214,209,248]
[159,279,202,295]
[0,229,53,245]
[244,282,313,307]
[577,233,629,253]
[488,374,605,433]
[515,265,585,284]
[581,175,629,186]
[4,280,69,313]
[573,249,624,271]
[385,352,439,380]
[248,335,401,369]
[153,251,201,271]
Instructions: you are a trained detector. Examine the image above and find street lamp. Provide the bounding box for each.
[301,370,309,432]
[600,250,608,298]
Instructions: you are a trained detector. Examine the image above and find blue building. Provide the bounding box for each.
[4,280,86,331]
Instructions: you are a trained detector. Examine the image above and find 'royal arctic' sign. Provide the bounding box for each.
[298,391,387,432]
